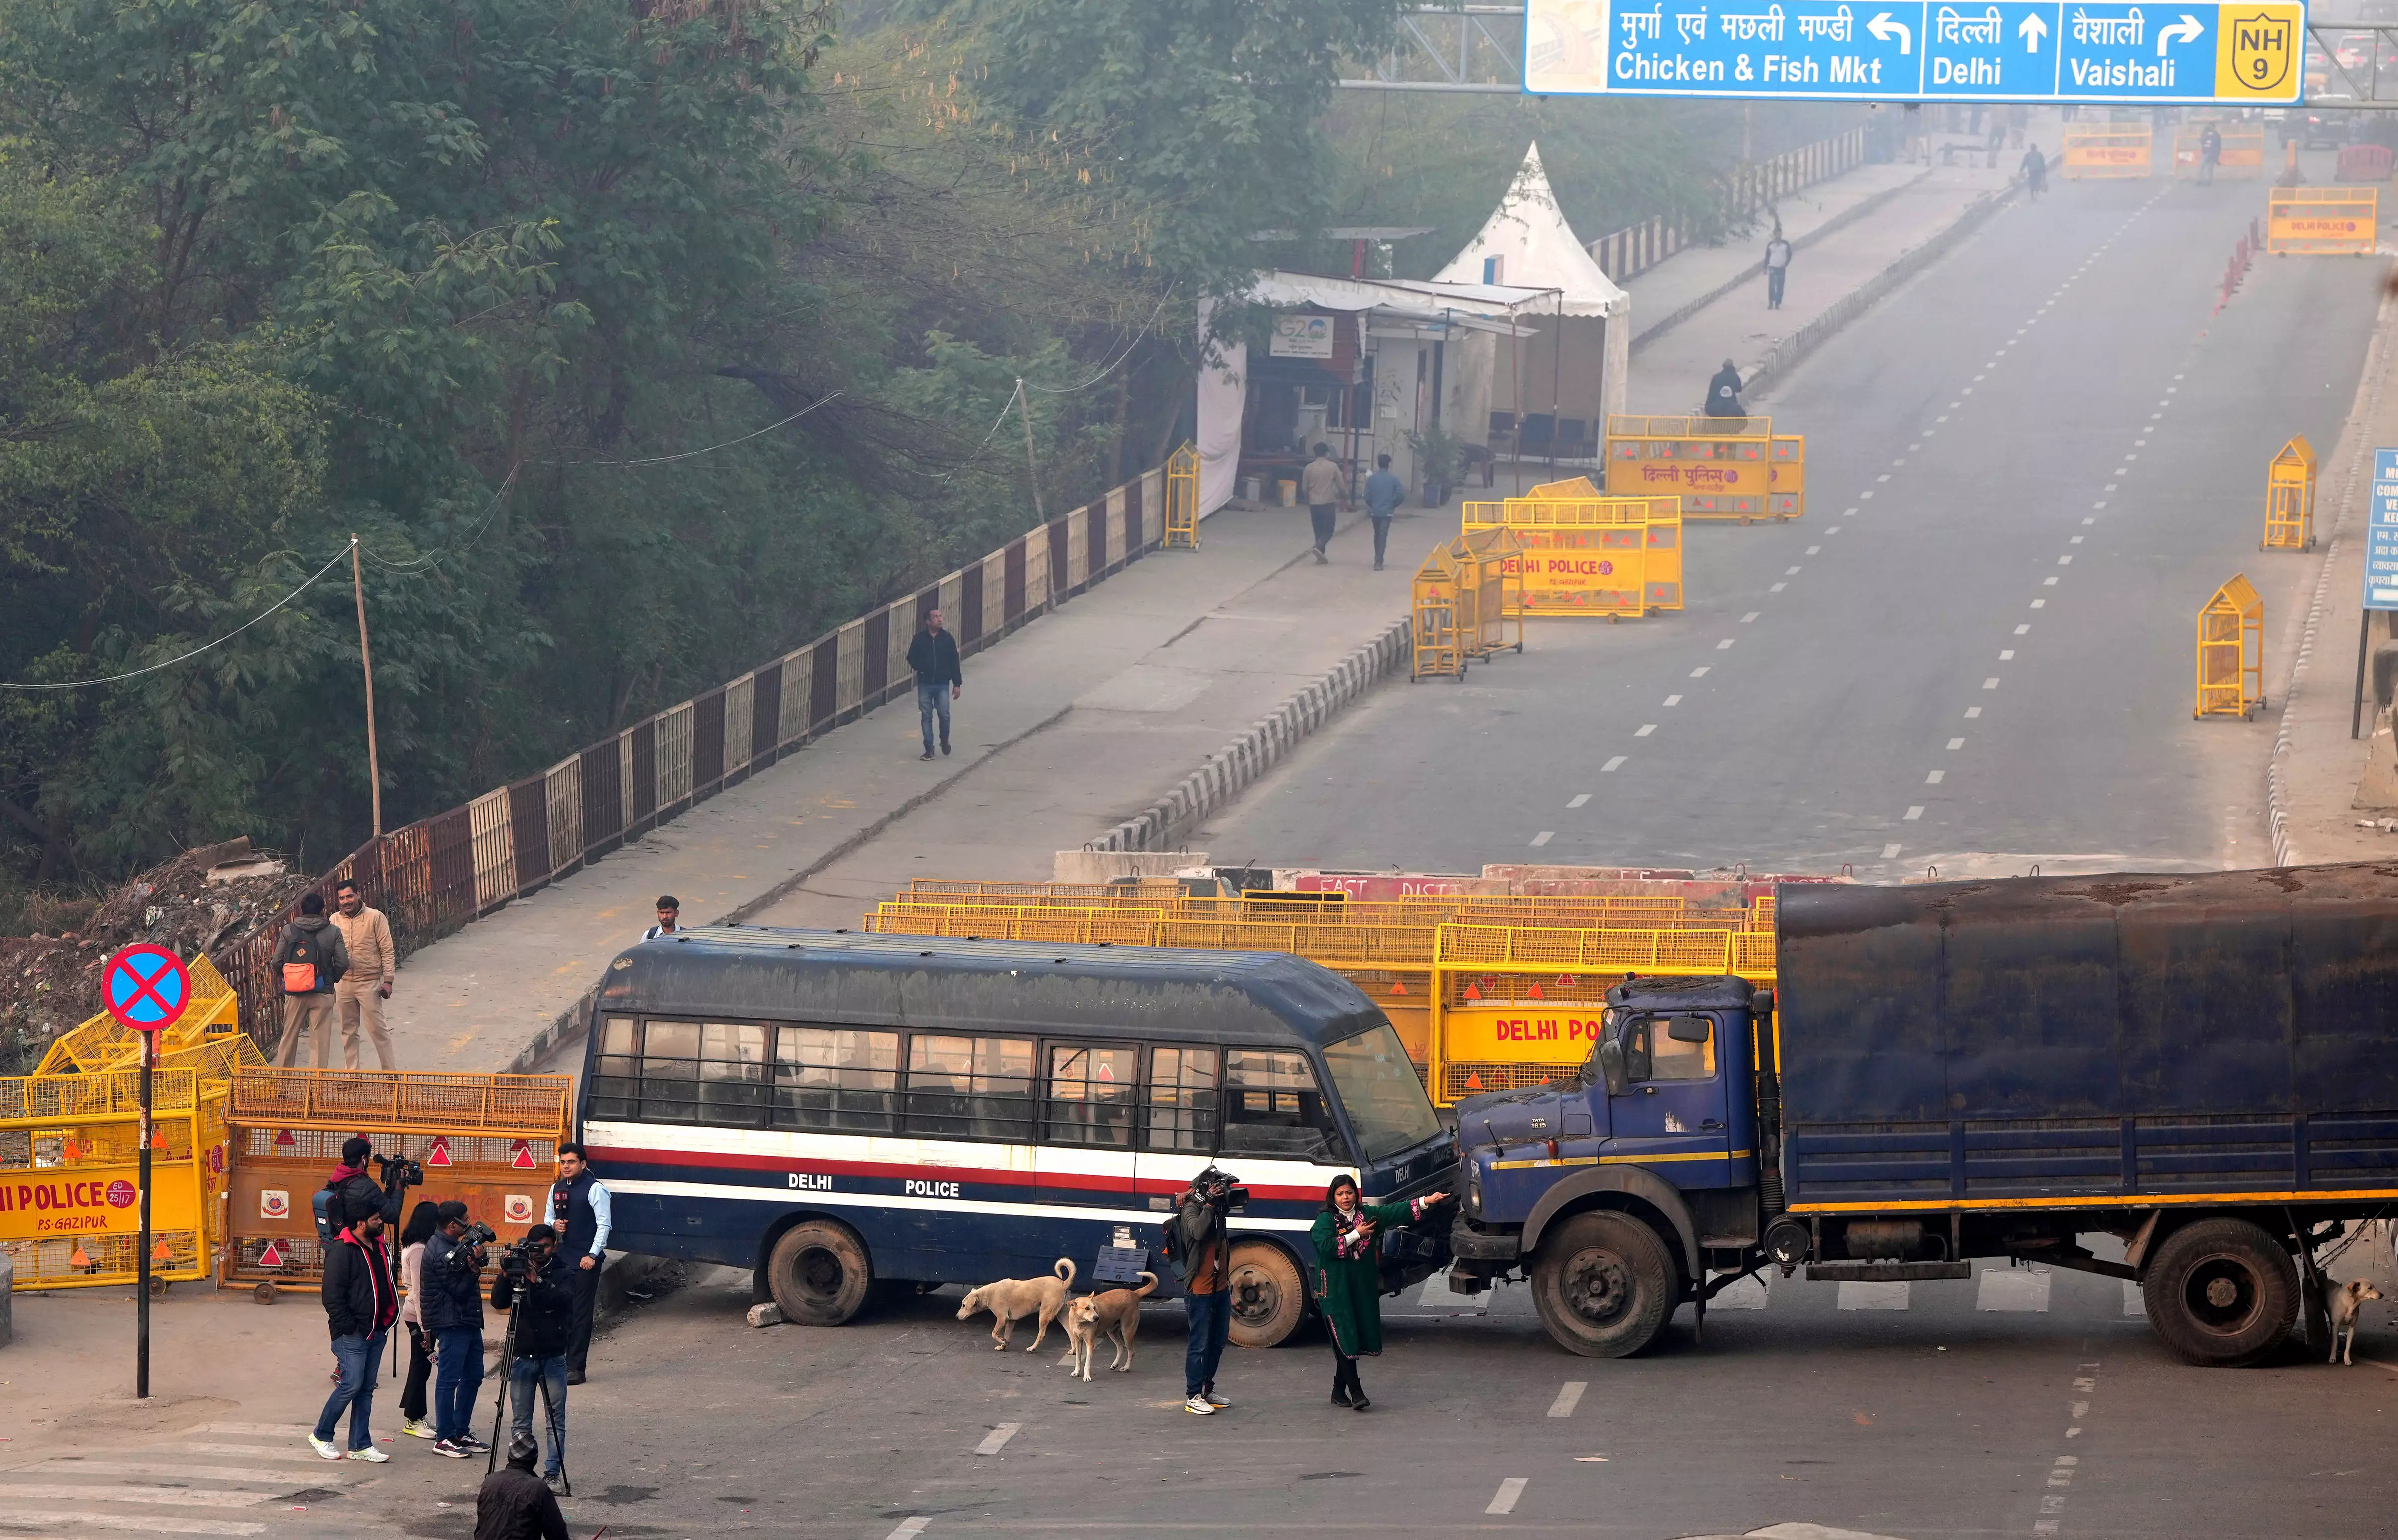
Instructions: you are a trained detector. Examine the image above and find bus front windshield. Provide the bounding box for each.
[1321,1024,1443,1163]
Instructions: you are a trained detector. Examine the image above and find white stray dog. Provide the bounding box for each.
[2330,1278,2381,1365]
[958,1259,1077,1352]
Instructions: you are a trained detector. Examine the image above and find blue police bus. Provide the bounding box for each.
[578,928,1456,1346]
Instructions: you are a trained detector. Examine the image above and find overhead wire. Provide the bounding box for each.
[0,546,354,691]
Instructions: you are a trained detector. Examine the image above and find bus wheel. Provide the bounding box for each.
[2141,1216,2297,1366]
[765,1220,872,1327]
[1226,1240,1305,1349]
[1529,1211,1674,1358]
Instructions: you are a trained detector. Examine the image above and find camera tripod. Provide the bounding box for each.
[484,1276,572,1495]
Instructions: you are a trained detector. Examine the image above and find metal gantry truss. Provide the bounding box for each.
[1341,6,2398,109]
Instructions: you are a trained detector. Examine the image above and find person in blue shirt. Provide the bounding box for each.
[1362,454,1406,570]
[551,1143,613,1385]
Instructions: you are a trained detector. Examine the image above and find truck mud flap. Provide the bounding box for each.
[1806,1261,1971,1282]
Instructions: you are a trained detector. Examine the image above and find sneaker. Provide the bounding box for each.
[401,1420,436,1439]
[919,750,934,761]
[1202,1391,1231,1409]
[565,1370,586,1387]
[1183,1395,1216,1416]
[545,1474,571,1497]
[456,1434,491,1453]
[432,1439,471,1460]
[940,741,952,756]
[308,1435,343,1461]
[1313,548,1329,565]
[345,1446,390,1463]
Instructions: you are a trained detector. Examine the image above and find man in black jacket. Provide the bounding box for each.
[311,1206,398,1461]
[490,1225,575,1494]
[475,1431,570,1540]
[905,607,963,761]
[423,1201,490,1458]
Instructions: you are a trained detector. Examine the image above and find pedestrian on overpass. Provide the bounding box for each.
[906,606,962,760]
[329,878,397,1070]
[272,892,349,1068]
[2021,144,2050,200]
[1362,453,1405,570]
[1704,359,1745,419]
[1301,443,1347,564]
[1309,1176,1449,1412]
[641,896,683,941]
[1762,229,1793,311]
[551,1142,614,1385]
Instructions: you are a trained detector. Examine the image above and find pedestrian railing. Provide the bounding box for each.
[1589,127,1868,283]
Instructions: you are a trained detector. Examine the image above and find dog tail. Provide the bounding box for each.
[1053,1257,1077,1285]
[1131,1270,1160,1299]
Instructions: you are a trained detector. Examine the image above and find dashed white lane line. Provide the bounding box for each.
[1547,1381,1587,1418]
[1984,677,2001,689]
[887,1519,934,1540]
[1662,694,1682,706]
[2015,623,2031,634]
[2057,554,2073,565]
[2122,1280,2145,1316]
[0,1515,264,1536]
[1976,1264,2052,1312]
[1926,770,1945,784]
[2044,575,2059,586]
[25,1460,358,1485]
[1786,565,1803,575]
[1690,665,1710,678]
[975,1423,1022,1456]
[1904,806,1925,821]
[1716,638,1736,650]
[1740,611,1760,623]
[2000,650,2015,660]
[0,1485,270,1510]
[2029,599,2045,609]
[2069,535,2084,544]
[1530,830,1554,847]
[1948,737,1966,749]
[1966,706,1982,718]
[1567,793,1590,808]
[1770,582,1787,592]
[1838,1280,1911,1309]
[1806,545,1822,554]
[1487,1478,1530,1515]
[1602,755,1627,772]
[1882,842,1904,859]
[1826,524,1843,534]
[2082,516,2096,524]
[1634,723,1657,737]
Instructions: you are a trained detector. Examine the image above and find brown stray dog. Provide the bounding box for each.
[958,1259,1077,1351]
[2330,1278,2382,1365]
[1057,1270,1159,1377]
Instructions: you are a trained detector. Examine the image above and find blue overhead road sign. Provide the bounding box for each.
[1523,0,2308,104]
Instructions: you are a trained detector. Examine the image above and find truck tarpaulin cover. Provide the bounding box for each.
[1773,864,2398,1205]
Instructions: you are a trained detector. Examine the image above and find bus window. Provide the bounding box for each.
[774,1027,901,1132]
[591,1016,640,1120]
[636,1020,702,1123]
[699,1023,770,1126]
[1144,1047,1220,1153]
[906,1035,1035,1142]
[1044,1045,1138,1147]
[1221,1049,1348,1162]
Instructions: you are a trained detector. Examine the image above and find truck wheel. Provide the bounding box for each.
[2141,1217,2297,1366]
[1530,1211,1676,1358]
[1226,1240,1306,1349]
[765,1220,872,1327]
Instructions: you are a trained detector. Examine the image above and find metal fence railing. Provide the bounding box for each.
[1589,127,1868,283]
[216,462,1175,1048]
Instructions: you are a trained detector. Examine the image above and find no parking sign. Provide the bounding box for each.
[102,945,191,1034]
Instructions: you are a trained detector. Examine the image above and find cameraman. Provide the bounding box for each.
[489,1225,574,1495]
[423,1201,492,1459]
[1166,1167,1238,1417]
[321,1136,409,1233]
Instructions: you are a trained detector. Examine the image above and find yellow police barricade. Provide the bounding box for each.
[1411,542,1469,680]
[1449,527,1526,659]
[2,1065,230,1291]
[1604,415,1803,523]
[2063,124,2152,179]
[1164,441,1200,550]
[2195,574,2264,720]
[1429,922,1778,1107]
[2172,123,2264,180]
[221,1068,572,1297]
[34,955,248,1077]
[1465,495,1667,618]
[2267,187,2379,254]
[2262,435,2316,551]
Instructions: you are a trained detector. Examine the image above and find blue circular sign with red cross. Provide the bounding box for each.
[102,944,191,1034]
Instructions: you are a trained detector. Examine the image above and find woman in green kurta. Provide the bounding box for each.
[1309,1175,1449,1411]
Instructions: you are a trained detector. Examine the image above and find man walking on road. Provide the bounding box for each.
[311,1200,397,1463]
[2021,143,2049,200]
[329,880,397,1070]
[906,607,962,761]
[551,1142,613,1386]
[1362,453,1405,570]
[273,893,349,1068]
[1300,443,1346,564]
[1763,229,1793,311]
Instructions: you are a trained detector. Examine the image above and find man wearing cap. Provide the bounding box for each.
[474,1431,571,1540]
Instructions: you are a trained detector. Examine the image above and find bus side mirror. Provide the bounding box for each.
[1597,1038,1627,1096]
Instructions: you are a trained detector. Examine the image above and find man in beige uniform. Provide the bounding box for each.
[1299,443,1347,565]
[330,879,398,1070]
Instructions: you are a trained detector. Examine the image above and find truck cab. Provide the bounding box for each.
[1448,974,1771,1356]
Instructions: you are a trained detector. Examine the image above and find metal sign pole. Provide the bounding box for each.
[137,1027,155,1398]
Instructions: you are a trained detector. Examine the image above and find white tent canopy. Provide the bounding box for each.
[1432,142,1629,317]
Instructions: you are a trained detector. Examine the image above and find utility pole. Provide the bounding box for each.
[1016,379,1046,522]
[350,537,383,837]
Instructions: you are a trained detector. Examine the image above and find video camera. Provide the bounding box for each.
[373,1152,424,1191]
[1191,1166,1249,1215]
[458,1220,498,1249]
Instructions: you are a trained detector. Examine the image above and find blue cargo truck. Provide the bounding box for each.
[1445,863,2398,1365]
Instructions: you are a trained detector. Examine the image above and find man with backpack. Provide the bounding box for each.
[1163,1167,1239,1416]
[316,1136,407,1243]
[274,892,350,1068]
[311,1195,398,1462]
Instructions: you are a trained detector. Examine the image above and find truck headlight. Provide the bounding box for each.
[1465,1162,1482,1215]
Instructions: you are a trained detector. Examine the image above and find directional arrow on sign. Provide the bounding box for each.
[2019,12,2048,51]
[1868,10,1912,52]
[2158,13,2204,52]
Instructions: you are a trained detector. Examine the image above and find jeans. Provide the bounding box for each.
[433,1327,485,1444]
[1766,267,1787,308]
[314,1330,386,1450]
[1368,515,1392,566]
[917,681,952,754]
[399,1322,432,1423]
[1309,504,1337,552]
[1183,1288,1231,1398]
[508,1354,570,1477]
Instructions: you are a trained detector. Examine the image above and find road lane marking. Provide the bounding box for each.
[1904,806,1925,821]
[1547,1382,1586,1418]
[1827,525,1842,534]
[2057,555,2072,565]
[887,1520,933,1540]
[975,1423,1022,1456]
[1712,1272,1769,1308]
[1716,639,1735,649]
[1965,706,1982,718]
[2000,650,2015,661]
[1860,490,1874,499]
[163,1446,330,1464]
[1976,1264,2052,1312]
[1486,1478,1529,1515]
[2092,500,2106,508]
[0,1485,270,1510]
[1878,474,1891,482]
[2070,535,2084,544]
[2029,599,2045,609]
[1926,771,1944,784]
[26,1461,359,1486]
[1806,546,1821,555]
[1602,756,1627,772]
[1530,831,1554,847]
[1838,1280,1910,1309]
[2122,1281,2144,1316]
[185,1426,312,1438]
[1663,694,1681,706]
[1634,724,1656,737]
[2044,576,2059,586]
[1881,843,1903,858]
[1770,582,1786,592]
[2015,624,2030,634]
[1689,666,1709,678]
[1786,566,1802,575]
[1983,678,2000,689]
[0,1514,264,1536]
[1948,737,1965,750]
[1567,793,1590,808]
[1740,612,1759,623]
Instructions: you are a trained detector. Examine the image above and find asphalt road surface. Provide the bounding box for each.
[1199,171,2387,881]
[294,1248,2398,1540]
